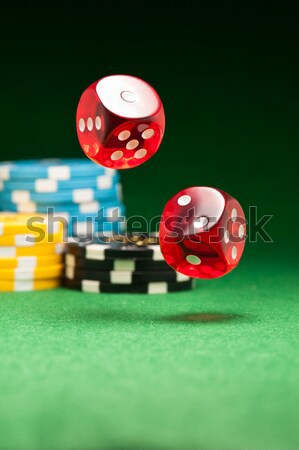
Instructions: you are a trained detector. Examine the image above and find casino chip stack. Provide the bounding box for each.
[0,159,126,237]
[0,213,65,292]
[63,234,195,294]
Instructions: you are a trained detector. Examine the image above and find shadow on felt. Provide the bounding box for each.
[29,307,246,326]
[163,312,245,324]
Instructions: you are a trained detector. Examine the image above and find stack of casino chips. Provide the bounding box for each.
[0,213,65,292]
[0,159,126,237]
[63,234,195,294]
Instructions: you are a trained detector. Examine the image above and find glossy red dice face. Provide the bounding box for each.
[76,75,165,170]
[159,187,246,279]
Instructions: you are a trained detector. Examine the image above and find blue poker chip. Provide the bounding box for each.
[68,219,126,238]
[51,204,126,221]
[0,159,116,180]
[0,173,119,193]
[0,185,122,205]
[64,209,126,238]
[0,200,125,215]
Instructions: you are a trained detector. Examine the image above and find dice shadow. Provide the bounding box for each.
[162,312,246,324]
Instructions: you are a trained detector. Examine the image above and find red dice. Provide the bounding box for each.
[76,75,165,170]
[159,187,246,279]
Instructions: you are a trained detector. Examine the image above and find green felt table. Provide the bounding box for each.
[0,250,298,450]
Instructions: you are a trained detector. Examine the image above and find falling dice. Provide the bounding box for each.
[159,187,246,279]
[76,75,165,170]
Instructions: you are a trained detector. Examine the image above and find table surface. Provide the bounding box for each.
[0,251,298,450]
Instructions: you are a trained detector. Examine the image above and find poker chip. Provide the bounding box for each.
[1,200,124,214]
[0,230,64,246]
[57,205,125,224]
[0,213,65,247]
[0,254,63,269]
[0,243,65,258]
[4,204,125,219]
[0,279,60,292]
[62,233,194,294]
[0,208,126,239]
[0,264,63,280]
[94,233,160,245]
[0,159,126,240]
[66,240,163,260]
[49,206,126,237]
[0,173,119,193]
[32,204,125,219]
[65,265,190,284]
[0,159,115,180]
[0,211,66,290]
[70,221,125,239]
[62,278,195,294]
[65,253,171,271]
[0,186,121,205]
[0,213,64,236]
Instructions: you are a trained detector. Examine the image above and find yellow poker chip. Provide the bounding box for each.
[0,279,60,292]
[0,243,65,259]
[0,212,65,238]
[0,264,63,280]
[0,231,64,246]
[0,254,63,269]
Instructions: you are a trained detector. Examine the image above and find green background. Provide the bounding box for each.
[0,3,298,450]
[1,2,298,250]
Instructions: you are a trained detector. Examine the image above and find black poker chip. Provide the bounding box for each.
[66,239,163,261]
[62,277,195,294]
[93,233,160,245]
[65,254,171,271]
[65,265,191,284]
[63,234,195,294]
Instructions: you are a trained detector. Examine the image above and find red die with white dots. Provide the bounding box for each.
[76,75,165,170]
[159,187,246,279]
